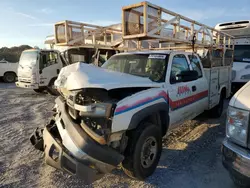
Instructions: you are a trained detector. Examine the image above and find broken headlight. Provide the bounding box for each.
[72,90,115,118]
[75,103,114,118]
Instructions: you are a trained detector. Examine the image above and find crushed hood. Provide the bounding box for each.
[55,62,161,91]
[230,81,250,110]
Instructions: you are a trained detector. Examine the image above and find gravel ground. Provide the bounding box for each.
[0,83,237,188]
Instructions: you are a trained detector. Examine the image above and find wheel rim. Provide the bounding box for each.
[6,74,14,82]
[140,136,157,168]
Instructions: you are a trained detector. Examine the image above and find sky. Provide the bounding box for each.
[0,0,249,48]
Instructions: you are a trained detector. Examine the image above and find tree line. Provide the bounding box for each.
[0,45,32,62]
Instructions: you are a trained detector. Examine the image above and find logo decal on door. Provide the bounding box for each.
[177,86,191,96]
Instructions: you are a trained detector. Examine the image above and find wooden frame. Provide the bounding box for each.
[122,1,235,50]
[54,20,124,49]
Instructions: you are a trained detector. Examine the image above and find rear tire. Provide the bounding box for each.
[3,72,16,83]
[210,93,224,118]
[122,122,162,180]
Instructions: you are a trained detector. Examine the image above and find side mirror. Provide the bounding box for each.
[176,70,199,82]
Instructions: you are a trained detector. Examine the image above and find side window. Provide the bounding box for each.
[188,55,203,78]
[170,54,190,84]
[40,52,58,69]
[47,52,58,66]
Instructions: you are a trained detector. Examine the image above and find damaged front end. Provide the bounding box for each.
[30,91,125,184]
[64,88,116,145]
[29,62,158,183]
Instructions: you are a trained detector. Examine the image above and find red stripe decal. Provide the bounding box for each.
[115,90,208,115]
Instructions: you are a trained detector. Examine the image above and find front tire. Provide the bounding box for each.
[33,88,45,93]
[3,72,16,83]
[122,123,162,180]
[47,78,59,96]
[230,172,250,188]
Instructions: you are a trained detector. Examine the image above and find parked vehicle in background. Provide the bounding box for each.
[215,21,250,93]
[16,48,67,95]
[30,1,234,183]
[16,21,122,95]
[0,59,18,83]
[222,81,250,187]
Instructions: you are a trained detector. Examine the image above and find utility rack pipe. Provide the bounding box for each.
[122,1,235,50]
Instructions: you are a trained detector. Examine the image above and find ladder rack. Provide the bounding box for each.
[54,20,125,49]
[54,20,163,51]
[53,2,235,52]
[122,1,235,50]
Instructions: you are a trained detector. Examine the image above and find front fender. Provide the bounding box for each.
[128,102,169,130]
[111,89,169,133]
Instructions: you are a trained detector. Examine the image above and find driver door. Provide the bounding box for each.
[39,51,60,86]
[167,53,201,127]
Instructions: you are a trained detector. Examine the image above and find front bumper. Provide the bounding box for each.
[222,138,250,181]
[16,81,39,89]
[42,97,124,183]
[43,124,104,184]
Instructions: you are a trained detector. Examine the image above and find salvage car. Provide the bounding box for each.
[31,49,232,183]
[29,1,234,184]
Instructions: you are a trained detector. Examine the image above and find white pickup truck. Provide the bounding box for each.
[222,81,250,187]
[0,59,18,83]
[30,49,232,183]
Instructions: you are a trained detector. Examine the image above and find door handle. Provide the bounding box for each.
[192,86,196,92]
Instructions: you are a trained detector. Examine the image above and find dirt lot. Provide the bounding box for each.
[0,83,237,188]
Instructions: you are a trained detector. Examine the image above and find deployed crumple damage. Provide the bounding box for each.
[55,62,162,91]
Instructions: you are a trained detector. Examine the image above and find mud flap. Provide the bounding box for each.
[30,127,44,151]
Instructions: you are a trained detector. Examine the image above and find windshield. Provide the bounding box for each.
[102,54,168,82]
[19,51,38,66]
[234,45,250,63]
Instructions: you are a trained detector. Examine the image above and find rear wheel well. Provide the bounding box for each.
[4,71,16,76]
[220,87,227,98]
